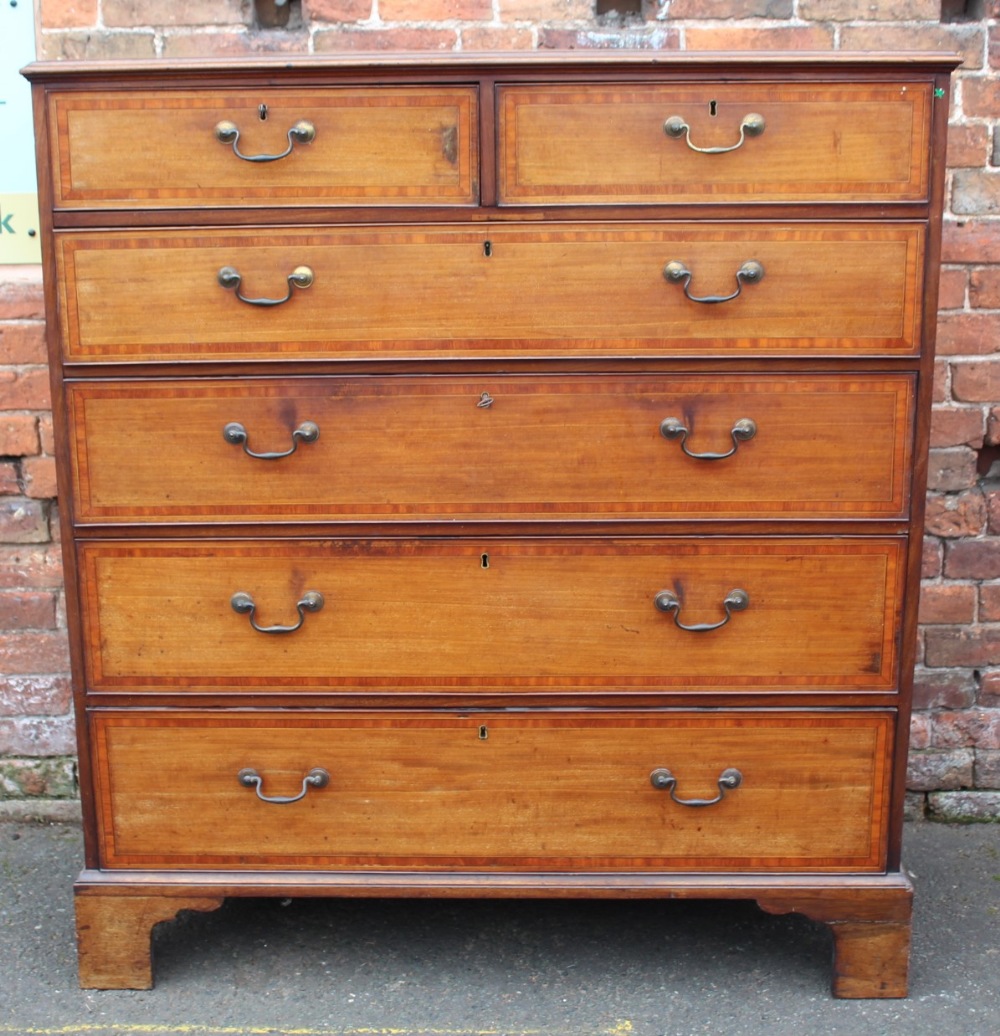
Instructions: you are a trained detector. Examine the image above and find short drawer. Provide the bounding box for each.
[498,81,932,204]
[90,709,893,872]
[77,537,904,696]
[66,374,915,524]
[56,223,924,363]
[45,87,478,209]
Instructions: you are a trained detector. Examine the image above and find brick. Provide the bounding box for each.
[992,26,1000,71]
[162,31,309,58]
[929,406,984,449]
[38,415,55,458]
[912,668,978,710]
[538,28,680,49]
[313,28,459,51]
[945,538,1000,579]
[906,748,974,791]
[926,446,978,491]
[919,582,977,624]
[910,712,932,749]
[0,546,63,590]
[930,708,1000,749]
[947,123,990,169]
[38,30,157,62]
[664,0,793,14]
[938,267,968,310]
[0,675,71,718]
[798,0,938,19]
[21,456,58,501]
[986,406,1000,446]
[935,311,1000,355]
[841,25,984,70]
[683,26,833,51]
[927,790,1000,820]
[461,27,535,49]
[952,170,1000,217]
[39,0,98,29]
[0,591,57,631]
[980,669,1000,705]
[0,631,70,674]
[0,498,49,544]
[304,0,373,19]
[969,267,1000,309]
[925,625,1000,667]
[0,462,18,495]
[925,490,987,538]
[498,0,592,16]
[962,76,1000,119]
[380,0,493,17]
[102,0,249,27]
[0,415,40,458]
[987,488,1000,533]
[943,219,1000,264]
[0,759,76,799]
[975,749,1000,787]
[952,360,1000,403]
[979,583,1000,622]
[0,715,75,757]
[0,270,44,321]
[923,537,943,579]
[0,323,47,365]
[0,368,51,410]
[933,359,949,403]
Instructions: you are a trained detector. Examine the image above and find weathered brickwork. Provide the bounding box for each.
[4,0,999,819]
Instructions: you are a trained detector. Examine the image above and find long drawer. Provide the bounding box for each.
[66,373,915,524]
[497,81,932,204]
[45,87,479,209]
[90,710,893,872]
[77,537,904,695]
[55,223,924,362]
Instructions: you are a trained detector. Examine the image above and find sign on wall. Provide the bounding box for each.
[0,0,40,264]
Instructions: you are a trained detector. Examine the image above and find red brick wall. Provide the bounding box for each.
[3,0,999,819]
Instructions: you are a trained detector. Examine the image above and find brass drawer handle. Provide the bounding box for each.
[218,264,314,307]
[654,588,749,633]
[663,112,765,154]
[230,590,324,634]
[663,259,764,304]
[238,767,330,804]
[214,118,315,162]
[650,767,742,807]
[223,420,319,460]
[659,417,756,461]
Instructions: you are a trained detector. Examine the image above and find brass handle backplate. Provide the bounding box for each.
[663,112,765,153]
[650,767,743,807]
[660,417,757,461]
[218,265,313,307]
[654,588,749,633]
[238,767,329,804]
[223,420,320,460]
[214,118,315,162]
[664,259,764,305]
[230,590,324,634]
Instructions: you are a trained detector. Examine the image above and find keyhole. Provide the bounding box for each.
[709,100,718,117]
[478,725,489,740]
[481,553,490,569]
[483,241,492,257]
[259,104,268,121]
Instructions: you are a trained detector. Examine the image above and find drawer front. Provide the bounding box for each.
[67,374,915,524]
[78,538,904,695]
[498,82,931,204]
[46,87,478,209]
[90,710,893,872]
[56,223,923,363]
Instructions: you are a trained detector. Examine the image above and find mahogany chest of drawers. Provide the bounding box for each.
[26,52,957,997]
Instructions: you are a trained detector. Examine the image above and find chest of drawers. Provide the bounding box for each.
[26,52,957,997]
